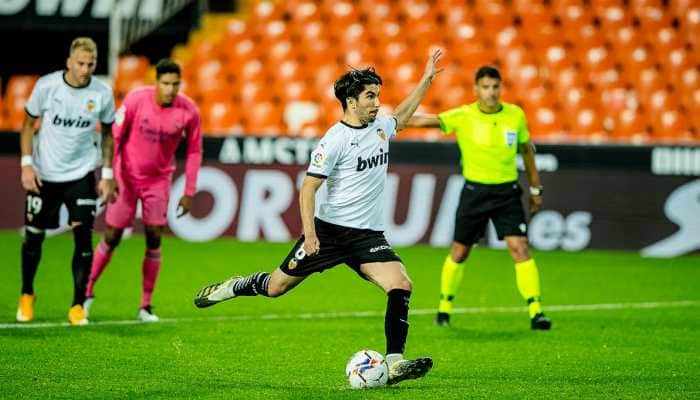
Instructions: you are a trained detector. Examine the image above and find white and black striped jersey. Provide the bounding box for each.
[25,71,115,182]
[307,115,397,231]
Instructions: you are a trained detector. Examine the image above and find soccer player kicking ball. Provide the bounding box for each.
[84,59,202,322]
[17,37,117,326]
[408,65,552,330]
[195,50,444,385]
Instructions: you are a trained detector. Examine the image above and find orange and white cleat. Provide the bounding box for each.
[16,294,36,322]
[68,304,88,326]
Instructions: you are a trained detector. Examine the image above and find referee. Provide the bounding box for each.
[409,65,551,330]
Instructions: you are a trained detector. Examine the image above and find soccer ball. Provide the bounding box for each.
[345,350,389,389]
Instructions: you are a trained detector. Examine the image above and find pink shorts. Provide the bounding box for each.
[106,177,171,228]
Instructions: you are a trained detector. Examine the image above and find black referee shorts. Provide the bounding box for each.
[279,218,402,277]
[24,172,98,230]
[453,180,527,245]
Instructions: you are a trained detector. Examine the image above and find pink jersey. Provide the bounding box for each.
[113,87,202,196]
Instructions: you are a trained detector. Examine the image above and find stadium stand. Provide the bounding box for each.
[1,0,698,143]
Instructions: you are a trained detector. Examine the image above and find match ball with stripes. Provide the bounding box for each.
[345,350,388,389]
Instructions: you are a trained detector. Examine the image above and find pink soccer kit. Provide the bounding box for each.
[86,87,202,308]
[106,87,202,227]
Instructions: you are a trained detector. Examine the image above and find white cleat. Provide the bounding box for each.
[83,297,95,319]
[137,306,159,323]
[387,357,433,385]
[194,276,241,308]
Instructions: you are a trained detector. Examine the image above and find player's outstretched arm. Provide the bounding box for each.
[392,49,443,131]
[19,113,41,193]
[406,114,441,128]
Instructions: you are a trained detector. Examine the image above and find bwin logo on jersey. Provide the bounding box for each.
[52,115,91,128]
[356,148,389,171]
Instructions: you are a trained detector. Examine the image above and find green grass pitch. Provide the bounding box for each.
[0,231,698,399]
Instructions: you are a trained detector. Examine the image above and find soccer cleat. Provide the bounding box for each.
[83,296,95,318]
[137,305,159,323]
[68,304,88,326]
[194,276,241,308]
[387,357,433,385]
[531,312,552,330]
[16,294,36,322]
[435,312,450,327]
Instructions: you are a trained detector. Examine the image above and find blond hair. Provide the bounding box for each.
[70,37,97,55]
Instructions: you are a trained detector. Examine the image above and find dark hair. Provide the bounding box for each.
[334,67,383,110]
[475,65,501,83]
[155,58,181,79]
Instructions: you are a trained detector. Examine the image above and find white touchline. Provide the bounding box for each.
[0,300,698,330]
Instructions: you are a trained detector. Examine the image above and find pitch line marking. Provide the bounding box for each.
[0,300,697,330]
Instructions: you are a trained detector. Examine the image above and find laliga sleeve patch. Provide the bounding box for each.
[114,105,126,125]
[312,151,326,168]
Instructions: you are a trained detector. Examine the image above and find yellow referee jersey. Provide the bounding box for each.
[438,101,530,184]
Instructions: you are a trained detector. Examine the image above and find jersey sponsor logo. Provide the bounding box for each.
[52,114,91,128]
[505,130,517,147]
[369,244,391,253]
[356,149,389,172]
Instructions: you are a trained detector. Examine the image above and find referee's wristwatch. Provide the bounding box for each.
[529,186,544,196]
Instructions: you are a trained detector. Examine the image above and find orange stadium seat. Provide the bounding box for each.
[195,60,232,103]
[238,81,273,104]
[358,0,398,24]
[636,5,673,31]
[286,0,321,24]
[292,20,325,44]
[607,26,645,54]
[555,2,595,32]
[641,88,679,115]
[620,45,657,72]
[517,3,555,27]
[276,59,306,82]
[610,108,650,142]
[221,19,249,47]
[524,23,561,54]
[249,1,283,24]
[559,85,597,115]
[256,19,291,45]
[662,48,695,77]
[570,107,606,140]
[632,66,665,98]
[652,110,691,140]
[277,80,314,103]
[243,101,284,135]
[115,56,149,96]
[476,2,514,37]
[267,40,297,65]
[541,45,575,80]
[528,106,565,139]
[202,100,241,136]
[565,24,607,49]
[322,0,359,25]
[398,0,435,24]
[597,5,633,30]
[646,27,687,53]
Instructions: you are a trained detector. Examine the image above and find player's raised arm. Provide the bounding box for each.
[392,49,443,131]
[406,114,441,128]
